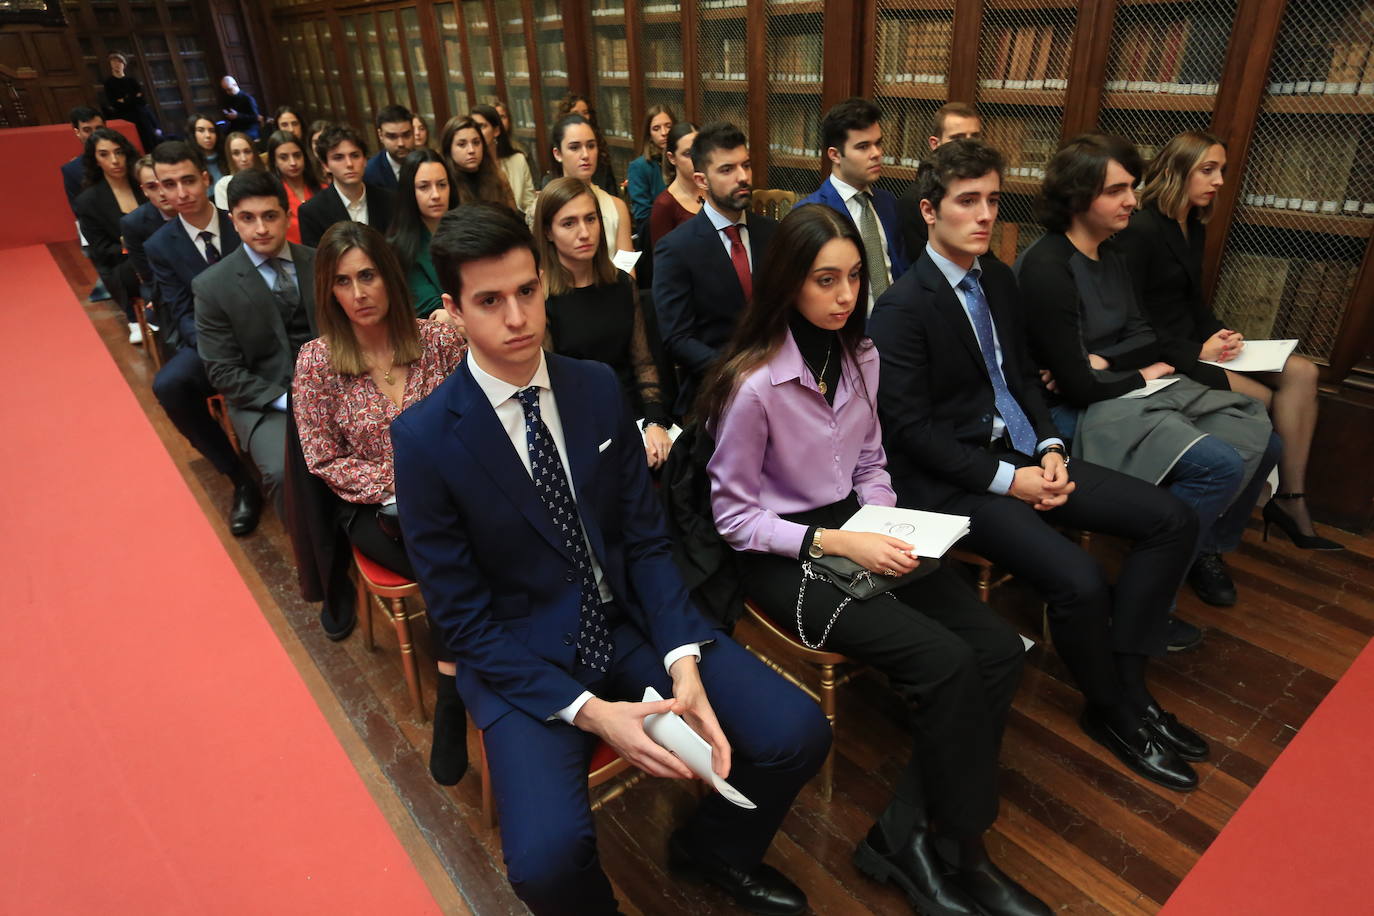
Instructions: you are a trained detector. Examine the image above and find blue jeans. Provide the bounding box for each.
[1163,431,1282,557]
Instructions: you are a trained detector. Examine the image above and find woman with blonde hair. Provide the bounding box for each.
[213,130,265,210]
[1119,131,1340,550]
[293,221,469,785]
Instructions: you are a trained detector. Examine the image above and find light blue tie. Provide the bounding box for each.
[957,271,1037,455]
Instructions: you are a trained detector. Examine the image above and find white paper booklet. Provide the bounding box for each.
[839,505,970,558]
[642,687,756,809]
[612,249,643,273]
[1119,376,1181,399]
[1200,339,1298,374]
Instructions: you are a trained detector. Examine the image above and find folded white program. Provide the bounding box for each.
[641,687,756,809]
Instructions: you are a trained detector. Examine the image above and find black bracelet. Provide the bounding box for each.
[1038,444,1066,457]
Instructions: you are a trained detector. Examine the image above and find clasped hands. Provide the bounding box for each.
[1011,451,1075,511]
[573,655,731,782]
[1200,328,1244,363]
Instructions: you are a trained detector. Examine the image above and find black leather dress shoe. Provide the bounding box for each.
[1080,708,1198,792]
[1143,704,1209,761]
[853,824,981,916]
[1166,616,1204,652]
[229,478,262,537]
[1187,553,1236,607]
[669,830,807,916]
[950,859,1052,916]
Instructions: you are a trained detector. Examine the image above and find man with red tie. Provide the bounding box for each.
[652,122,778,417]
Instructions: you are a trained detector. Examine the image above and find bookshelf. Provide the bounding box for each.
[635,0,688,131]
[588,0,639,177]
[435,2,473,121]
[762,0,827,192]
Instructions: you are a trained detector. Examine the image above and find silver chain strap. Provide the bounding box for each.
[794,561,852,650]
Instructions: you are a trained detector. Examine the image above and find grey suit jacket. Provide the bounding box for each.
[194,243,318,445]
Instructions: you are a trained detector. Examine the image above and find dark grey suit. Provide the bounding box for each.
[194,243,318,507]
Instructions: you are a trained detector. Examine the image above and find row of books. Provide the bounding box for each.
[1242,128,1374,217]
[769,33,823,83]
[704,38,747,81]
[977,24,1072,91]
[593,34,630,77]
[875,19,952,85]
[597,86,635,139]
[536,41,569,79]
[1268,6,1374,96]
[1103,15,1227,94]
[506,95,538,131]
[766,103,822,157]
[642,37,684,77]
[1217,255,1357,358]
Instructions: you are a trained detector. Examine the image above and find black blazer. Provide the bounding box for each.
[120,201,171,303]
[868,252,1060,510]
[297,183,395,248]
[74,180,144,272]
[62,157,84,216]
[897,182,928,258]
[1116,204,1228,389]
[144,210,242,352]
[652,206,778,414]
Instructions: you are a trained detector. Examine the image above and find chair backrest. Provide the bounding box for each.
[750,189,798,222]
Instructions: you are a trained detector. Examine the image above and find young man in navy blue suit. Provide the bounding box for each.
[652,122,777,416]
[61,107,110,303]
[362,104,414,191]
[393,203,830,916]
[121,155,178,310]
[144,141,261,536]
[797,97,908,316]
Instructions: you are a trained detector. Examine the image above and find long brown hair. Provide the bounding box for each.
[440,116,514,208]
[1140,130,1226,224]
[312,222,422,376]
[695,205,872,424]
[639,103,675,162]
[533,177,618,297]
[223,131,263,177]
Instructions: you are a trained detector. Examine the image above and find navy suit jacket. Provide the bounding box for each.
[363,151,399,191]
[144,210,241,351]
[62,157,85,217]
[120,201,172,304]
[652,206,778,414]
[298,183,395,247]
[797,179,909,281]
[392,354,718,730]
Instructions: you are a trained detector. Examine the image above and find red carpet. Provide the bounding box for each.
[0,246,440,913]
[1161,636,1374,913]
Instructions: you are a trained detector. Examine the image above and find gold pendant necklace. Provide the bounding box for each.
[369,352,396,386]
[801,345,833,396]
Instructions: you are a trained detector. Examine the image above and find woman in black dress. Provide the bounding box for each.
[532,176,674,468]
[75,127,145,344]
[103,52,160,152]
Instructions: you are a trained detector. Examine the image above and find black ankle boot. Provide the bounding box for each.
[430,673,468,786]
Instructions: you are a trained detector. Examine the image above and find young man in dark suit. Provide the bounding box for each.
[145,141,261,536]
[868,140,1207,796]
[61,107,109,303]
[195,170,317,518]
[652,122,777,416]
[121,155,178,310]
[299,125,394,247]
[392,203,830,916]
[362,104,414,191]
[796,97,908,315]
[897,102,983,256]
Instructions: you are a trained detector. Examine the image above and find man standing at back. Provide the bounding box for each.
[299,124,395,247]
[898,102,983,255]
[653,122,777,416]
[797,97,908,316]
[364,105,415,191]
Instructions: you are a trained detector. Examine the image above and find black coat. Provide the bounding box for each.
[297,184,395,248]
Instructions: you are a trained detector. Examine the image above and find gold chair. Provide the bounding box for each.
[351,547,428,720]
[133,298,160,371]
[738,599,863,802]
[750,189,799,222]
[205,393,242,457]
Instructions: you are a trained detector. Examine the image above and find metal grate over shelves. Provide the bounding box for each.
[762,0,826,194]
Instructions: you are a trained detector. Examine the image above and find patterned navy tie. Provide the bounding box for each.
[198,230,220,264]
[515,386,614,672]
[957,271,1037,455]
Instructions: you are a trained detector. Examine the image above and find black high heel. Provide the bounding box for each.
[1262,494,1344,551]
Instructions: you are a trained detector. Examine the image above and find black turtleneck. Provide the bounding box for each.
[788,310,841,408]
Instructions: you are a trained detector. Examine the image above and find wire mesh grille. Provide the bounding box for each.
[380,11,413,112]
[362,15,391,114]
[288,25,319,117]
[463,0,499,106]
[869,2,954,204]
[494,0,536,150]
[762,1,825,193]
[1096,0,1235,159]
[588,0,636,179]
[976,2,1078,257]
[532,0,570,131]
[435,3,469,118]
[402,8,435,124]
[317,19,344,119]
[1211,0,1374,363]
[695,2,748,129]
[636,0,686,127]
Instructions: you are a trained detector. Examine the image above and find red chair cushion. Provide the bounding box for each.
[352,546,414,589]
[589,740,621,773]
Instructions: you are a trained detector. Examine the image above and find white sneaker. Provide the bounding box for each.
[128,321,143,345]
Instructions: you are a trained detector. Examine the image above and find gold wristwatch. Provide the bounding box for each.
[808,527,825,559]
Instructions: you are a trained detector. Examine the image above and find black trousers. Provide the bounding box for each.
[740,498,1024,840]
[344,503,453,664]
[936,454,1198,708]
[151,346,240,477]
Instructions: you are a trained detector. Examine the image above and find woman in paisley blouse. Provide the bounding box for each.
[293,221,469,786]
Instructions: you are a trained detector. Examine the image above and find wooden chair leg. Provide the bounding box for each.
[976,565,992,604]
[135,300,160,370]
[357,572,374,651]
[390,597,426,721]
[819,662,837,802]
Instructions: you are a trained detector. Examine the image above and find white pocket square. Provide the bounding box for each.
[598,439,612,453]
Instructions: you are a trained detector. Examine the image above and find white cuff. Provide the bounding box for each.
[554,690,595,725]
[663,641,711,675]
[988,460,1015,496]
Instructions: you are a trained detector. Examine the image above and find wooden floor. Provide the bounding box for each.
[52,239,1374,915]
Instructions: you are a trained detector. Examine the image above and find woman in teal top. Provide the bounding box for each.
[387,148,454,318]
[626,104,675,223]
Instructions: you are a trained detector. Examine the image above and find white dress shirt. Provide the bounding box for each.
[179,210,222,262]
[829,174,892,314]
[925,243,1062,495]
[466,350,704,723]
[703,196,752,270]
[335,181,369,224]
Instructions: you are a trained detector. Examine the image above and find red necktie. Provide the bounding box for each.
[723,223,752,303]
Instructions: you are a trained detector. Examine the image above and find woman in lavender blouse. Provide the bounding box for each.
[701,206,1049,916]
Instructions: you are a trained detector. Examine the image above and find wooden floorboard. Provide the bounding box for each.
[50,240,1374,914]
